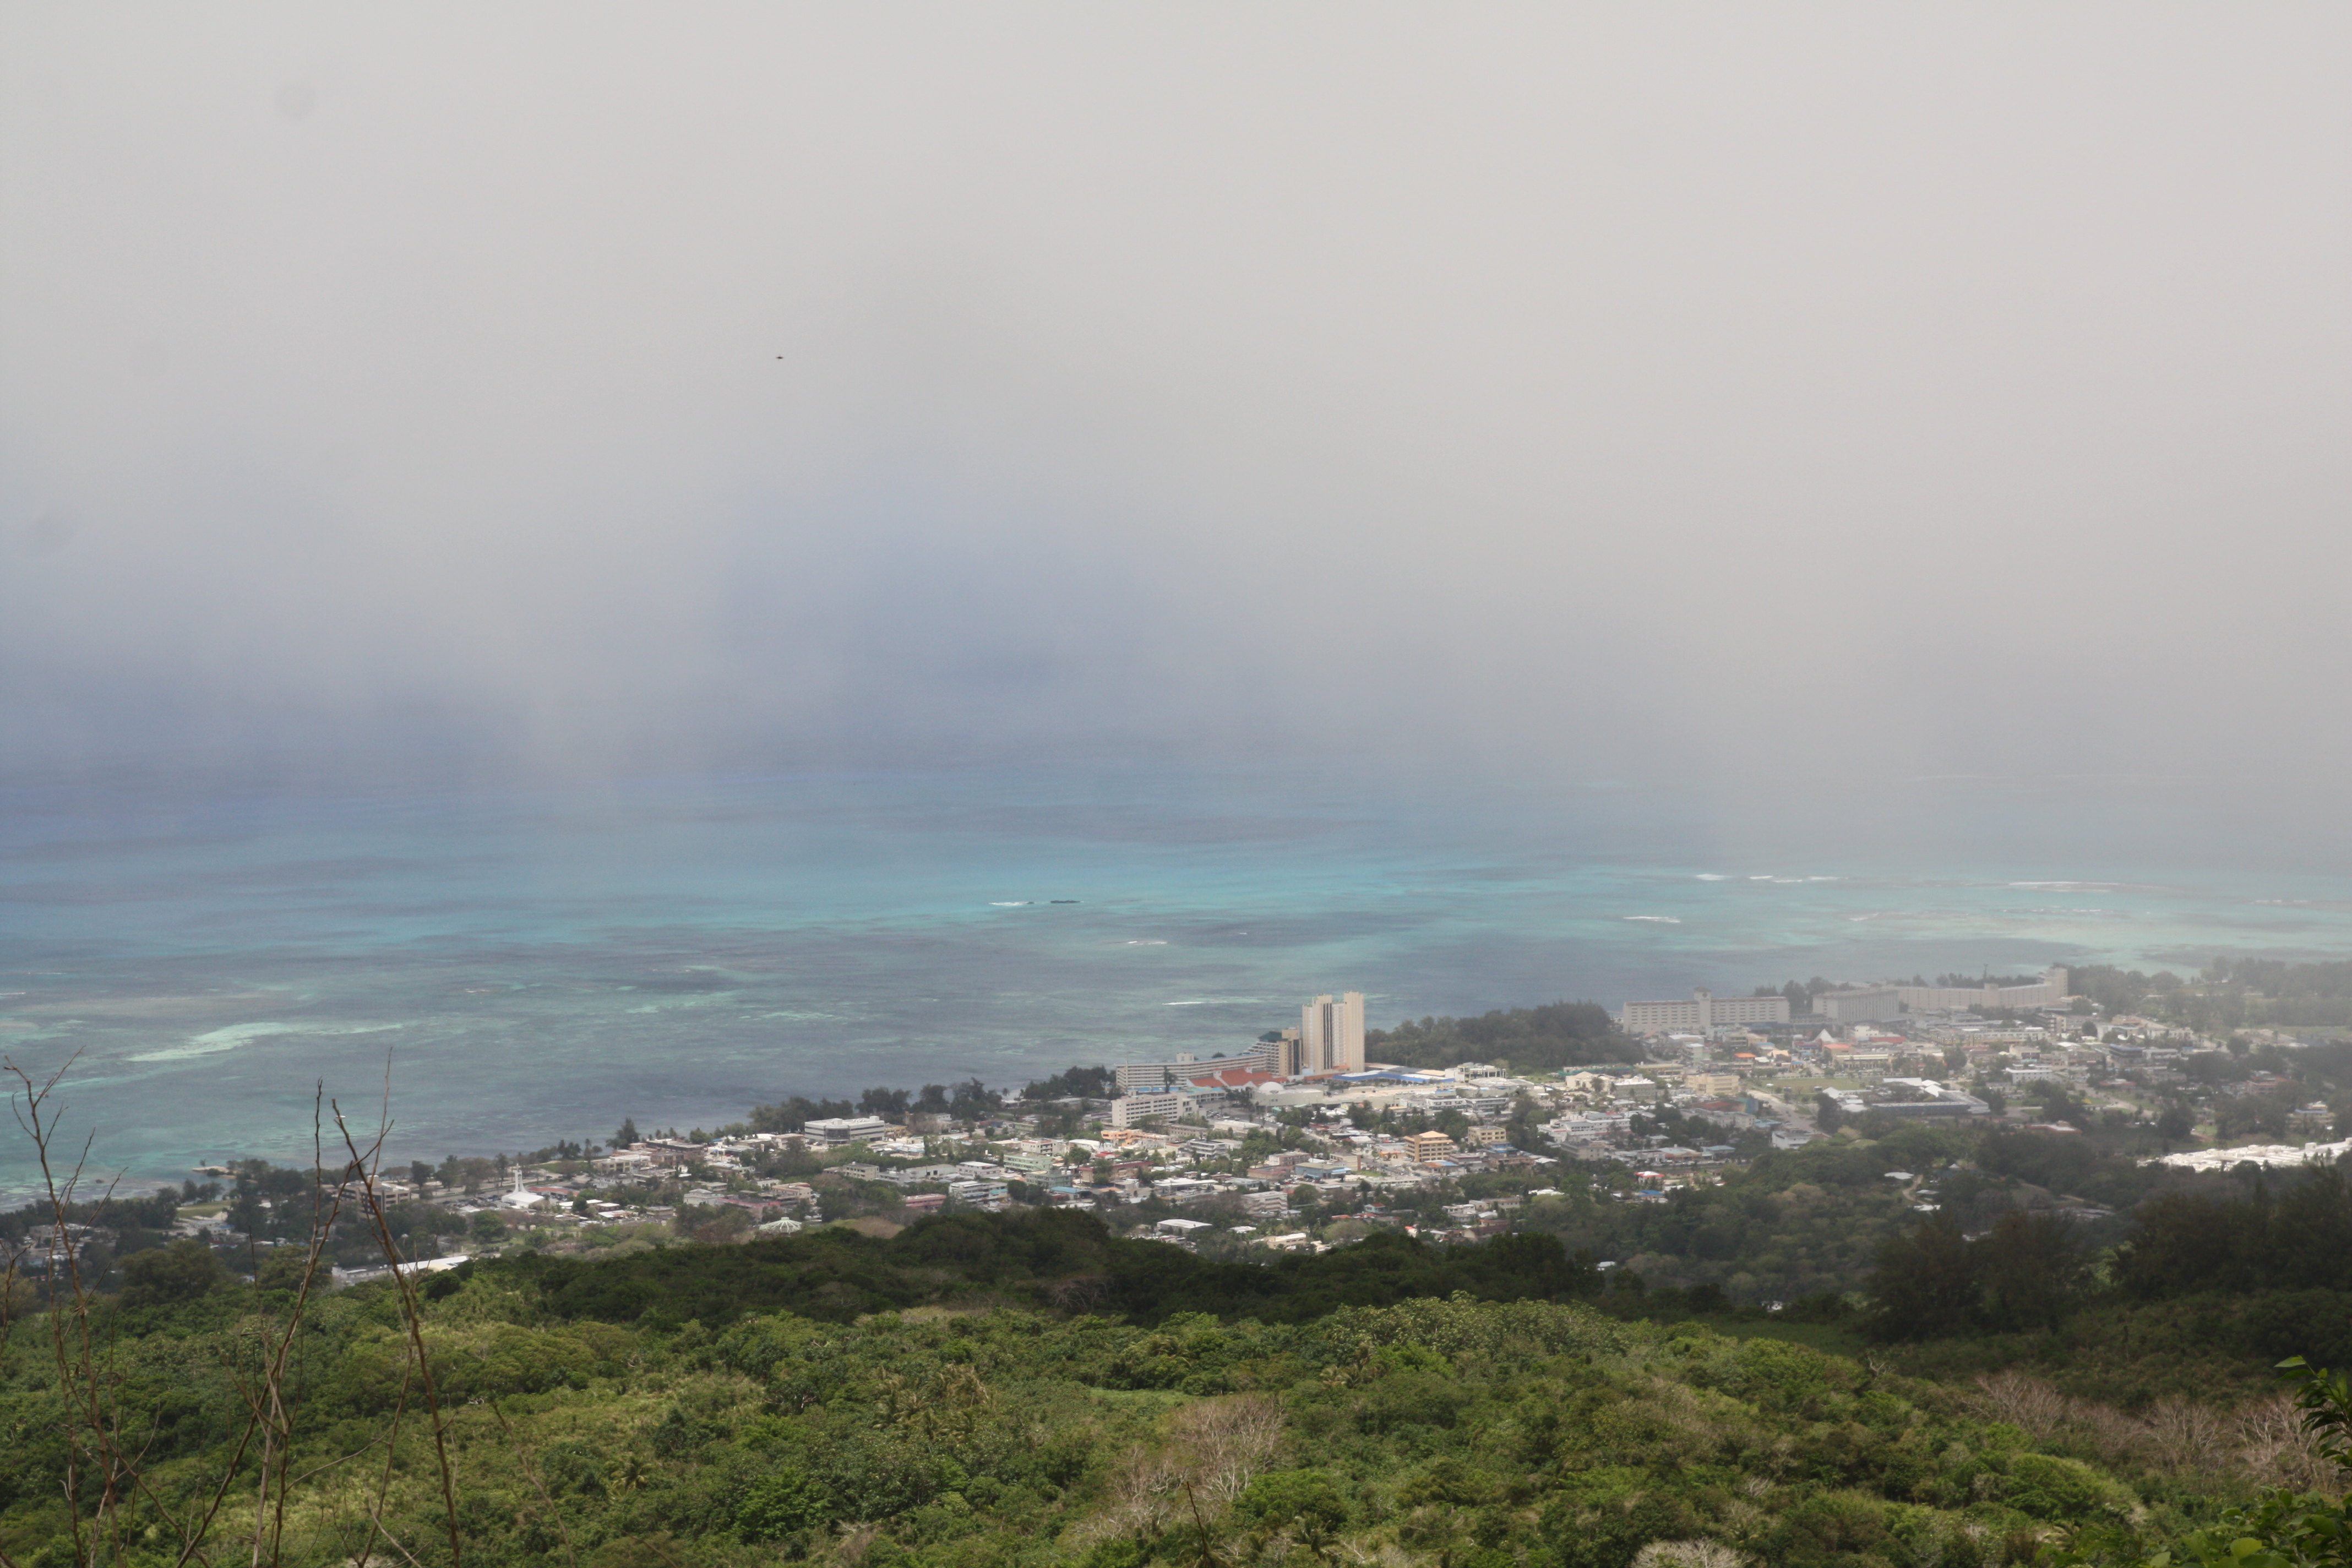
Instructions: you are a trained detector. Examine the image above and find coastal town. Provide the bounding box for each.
[16,965,2333,1294]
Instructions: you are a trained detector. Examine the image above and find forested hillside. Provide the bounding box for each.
[5,1205,2351,1567]
[0,1241,2318,1568]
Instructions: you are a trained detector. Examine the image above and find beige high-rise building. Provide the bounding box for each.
[1247,1029,1304,1076]
[1300,992,1366,1074]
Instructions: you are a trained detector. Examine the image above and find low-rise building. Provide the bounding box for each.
[948,1179,1009,1208]
[1110,1090,1193,1127]
[803,1115,895,1147]
[1856,1078,1991,1120]
[1407,1130,1458,1162]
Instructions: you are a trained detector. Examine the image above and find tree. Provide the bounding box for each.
[948,1077,999,1121]
[615,1117,640,1148]
[1973,1211,2081,1333]
[859,1086,910,1118]
[1507,1091,1545,1151]
[470,1211,510,1246]
[1022,1064,1114,1101]
[253,1246,317,1295]
[678,1205,752,1245]
[1863,1213,1977,1341]
[410,1160,433,1190]
[1236,1469,1349,1543]
[2035,1084,2093,1129]
[737,1468,830,1540]
[2219,1089,2296,1142]
[405,1212,451,1259]
[746,1096,853,1134]
[2110,1172,2352,1300]
[119,1238,232,1308]
[2156,1103,2195,1149]
[1366,1001,1630,1074]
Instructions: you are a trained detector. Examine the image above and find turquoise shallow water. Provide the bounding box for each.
[4,762,2351,1194]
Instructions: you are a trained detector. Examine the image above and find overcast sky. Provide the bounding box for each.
[5,6,2349,793]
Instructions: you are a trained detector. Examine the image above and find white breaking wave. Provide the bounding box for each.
[129,1021,402,1064]
[1622,915,1681,924]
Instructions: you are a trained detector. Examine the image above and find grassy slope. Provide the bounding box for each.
[0,1281,2267,1568]
[5,1207,2340,1567]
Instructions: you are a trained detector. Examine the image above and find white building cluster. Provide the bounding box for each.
[1622,968,2071,1032]
[1815,968,2071,1024]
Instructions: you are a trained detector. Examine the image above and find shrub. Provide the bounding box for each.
[735,1468,829,1541]
[1235,1469,1349,1535]
[119,1238,231,1308]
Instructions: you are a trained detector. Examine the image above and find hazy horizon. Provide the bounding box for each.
[7,6,2350,833]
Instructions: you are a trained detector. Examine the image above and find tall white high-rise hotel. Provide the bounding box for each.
[1299,992,1366,1075]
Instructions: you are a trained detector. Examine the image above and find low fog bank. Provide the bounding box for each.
[6,8,2350,827]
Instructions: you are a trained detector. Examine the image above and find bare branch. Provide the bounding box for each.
[334,1090,464,1568]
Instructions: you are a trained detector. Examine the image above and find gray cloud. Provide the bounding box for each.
[4,6,2350,793]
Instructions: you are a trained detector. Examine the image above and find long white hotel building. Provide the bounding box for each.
[1618,988,1792,1036]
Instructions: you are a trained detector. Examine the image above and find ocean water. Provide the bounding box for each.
[5,761,2352,1195]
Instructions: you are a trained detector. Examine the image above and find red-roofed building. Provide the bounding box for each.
[1183,1066,1284,1093]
